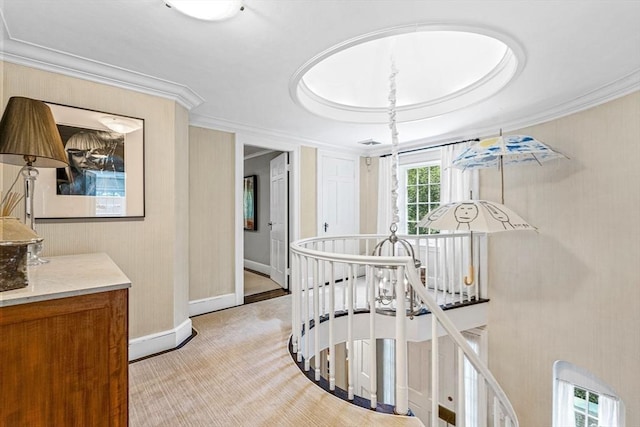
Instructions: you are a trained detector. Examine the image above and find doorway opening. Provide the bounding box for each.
[242,144,292,304]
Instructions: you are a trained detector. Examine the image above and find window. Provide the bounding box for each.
[573,387,600,427]
[553,361,623,427]
[404,163,440,235]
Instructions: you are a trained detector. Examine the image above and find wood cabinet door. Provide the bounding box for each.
[0,289,128,426]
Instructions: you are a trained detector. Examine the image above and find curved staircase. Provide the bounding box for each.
[290,232,518,427]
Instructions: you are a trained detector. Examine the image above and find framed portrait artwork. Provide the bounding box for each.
[243,175,257,231]
[34,102,144,219]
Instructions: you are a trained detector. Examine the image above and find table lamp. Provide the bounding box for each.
[0,96,68,264]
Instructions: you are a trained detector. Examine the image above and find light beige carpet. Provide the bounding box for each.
[244,269,281,296]
[129,295,423,427]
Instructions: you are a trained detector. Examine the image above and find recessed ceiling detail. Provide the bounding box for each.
[290,25,524,124]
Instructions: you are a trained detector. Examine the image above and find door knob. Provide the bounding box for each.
[324,222,328,232]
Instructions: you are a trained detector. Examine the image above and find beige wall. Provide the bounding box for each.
[189,126,235,300]
[482,91,640,424]
[300,145,317,239]
[173,104,190,326]
[359,155,379,234]
[1,62,188,339]
[0,61,319,342]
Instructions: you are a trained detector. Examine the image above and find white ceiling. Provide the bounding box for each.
[1,1,639,154]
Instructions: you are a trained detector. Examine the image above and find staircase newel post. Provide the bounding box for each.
[394,265,409,415]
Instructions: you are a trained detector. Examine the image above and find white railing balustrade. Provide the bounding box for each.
[290,233,518,427]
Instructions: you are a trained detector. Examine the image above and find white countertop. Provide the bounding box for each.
[0,252,131,307]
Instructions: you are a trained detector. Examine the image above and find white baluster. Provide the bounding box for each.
[431,316,439,427]
[329,261,336,391]
[457,345,466,427]
[445,237,450,301]
[303,256,310,370]
[314,257,320,381]
[395,265,409,415]
[457,236,464,303]
[347,263,354,401]
[368,264,377,409]
[320,241,326,315]
[436,237,442,298]
[292,253,299,354]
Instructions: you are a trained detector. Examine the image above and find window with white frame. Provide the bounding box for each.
[402,162,440,235]
[553,360,623,427]
[398,148,441,235]
[392,145,470,235]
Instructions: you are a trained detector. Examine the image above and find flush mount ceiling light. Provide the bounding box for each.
[358,139,382,146]
[290,25,525,124]
[165,0,243,21]
[99,116,142,134]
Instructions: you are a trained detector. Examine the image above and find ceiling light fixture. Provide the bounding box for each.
[358,139,382,146]
[165,0,244,21]
[98,116,142,134]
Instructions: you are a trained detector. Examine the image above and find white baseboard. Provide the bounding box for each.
[129,318,192,361]
[244,259,270,276]
[188,292,238,317]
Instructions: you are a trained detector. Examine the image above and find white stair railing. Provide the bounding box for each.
[290,233,518,427]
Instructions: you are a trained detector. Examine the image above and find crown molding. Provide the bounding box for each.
[497,69,640,134]
[189,112,365,155]
[365,69,640,157]
[0,16,204,110]
[2,12,636,154]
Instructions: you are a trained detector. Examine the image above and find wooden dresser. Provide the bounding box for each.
[0,253,131,426]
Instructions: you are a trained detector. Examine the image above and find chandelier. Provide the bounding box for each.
[371,60,424,318]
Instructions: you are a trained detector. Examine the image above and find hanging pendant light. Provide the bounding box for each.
[371,59,423,317]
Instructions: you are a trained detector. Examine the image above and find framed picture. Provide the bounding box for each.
[35,102,144,219]
[243,175,257,231]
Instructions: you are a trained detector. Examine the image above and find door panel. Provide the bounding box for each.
[270,152,288,288]
[408,336,457,426]
[319,153,359,283]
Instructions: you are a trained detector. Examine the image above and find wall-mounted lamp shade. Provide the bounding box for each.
[98,116,142,134]
[0,97,68,168]
[165,0,243,21]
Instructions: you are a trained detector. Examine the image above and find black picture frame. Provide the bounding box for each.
[35,102,145,219]
[243,175,257,231]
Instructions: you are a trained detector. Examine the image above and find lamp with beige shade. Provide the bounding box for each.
[0,96,68,265]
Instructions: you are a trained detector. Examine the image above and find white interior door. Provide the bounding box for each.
[352,340,373,399]
[318,152,359,282]
[408,337,457,426]
[270,152,288,288]
[319,152,358,237]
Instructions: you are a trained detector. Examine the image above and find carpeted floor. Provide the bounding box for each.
[129,295,423,427]
[244,269,281,296]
